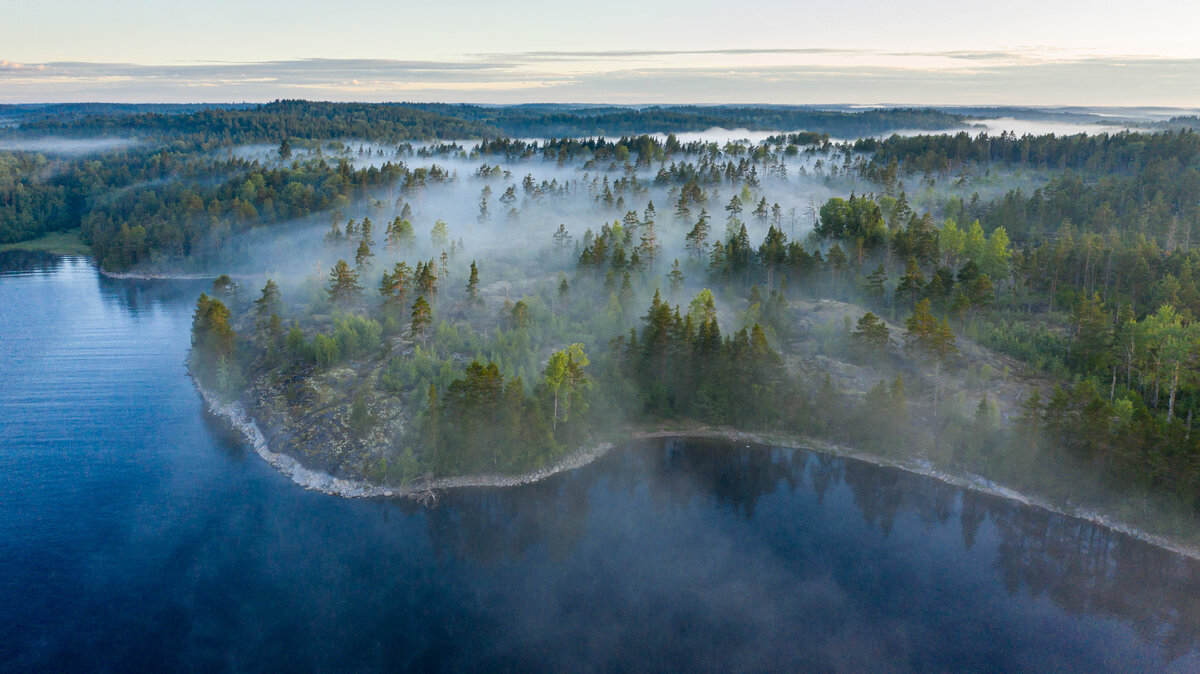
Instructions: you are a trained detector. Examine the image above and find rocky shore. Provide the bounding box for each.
[194,378,614,499]
[194,380,1200,561]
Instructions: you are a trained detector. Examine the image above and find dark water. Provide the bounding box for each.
[3,252,1200,672]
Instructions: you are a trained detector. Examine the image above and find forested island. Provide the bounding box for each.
[5,101,1200,546]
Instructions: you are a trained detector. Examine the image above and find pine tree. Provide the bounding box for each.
[622,209,640,235]
[864,264,888,301]
[414,259,437,296]
[639,216,660,269]
[753,197,768,224]
[619,271,634,309]
[466,261,480,303]
[379,262,412,306]
[431,220,449,248]
[355,237,373,270]
[499,185,517,205]
[324,220,343,243]
[552,224,572,257]
[253,279,282,325]
[725,194,743,239]
[410,295,432,345]
[668,260,685,298]
[895,257,925,306]
[685,209,710,259]
[510,300,530,330]
[674,194,691,222]
[827,243,848,271]
[904,298,958,408]
[478,185,491,223]
[327,259,363,306]
[386,216,415,252]
[708,240,727,277]
[192,293,236,361]
[852,312,891,351]
[360,217,374,246]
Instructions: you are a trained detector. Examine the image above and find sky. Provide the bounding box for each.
[2,0,1200,105]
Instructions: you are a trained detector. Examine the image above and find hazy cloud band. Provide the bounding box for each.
[1,50,1198,105]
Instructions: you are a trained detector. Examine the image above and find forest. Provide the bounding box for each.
[0,102,966,260]
[5,100,1200,538]
[179,114,1200,545]
[8,100,967,144]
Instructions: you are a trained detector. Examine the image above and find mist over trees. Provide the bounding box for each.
[6,99,1199,541]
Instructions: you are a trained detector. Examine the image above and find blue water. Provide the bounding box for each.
[2,252,1199,672]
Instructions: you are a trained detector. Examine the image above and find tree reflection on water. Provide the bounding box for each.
[424,437,1200,660]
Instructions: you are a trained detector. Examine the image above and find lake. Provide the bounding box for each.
[2,252,1199,672]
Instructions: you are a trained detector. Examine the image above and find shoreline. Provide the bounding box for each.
[636,428,1200,562]
[101,269,227,280]
[193,380,1200,562]
[193,378,614,499]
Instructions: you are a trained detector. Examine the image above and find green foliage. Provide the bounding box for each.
[160,117,1200,522]
[332,315,383,361]
[610,291,795,427]
[423,360,557,475]
[904,299,958,365]
[349,393,372,439]
[327,259,362,306]
[852,312,891,352]
[816,194,887,248]
[308,334,338,367]
[410,295,432,343]
[190,293,241,397]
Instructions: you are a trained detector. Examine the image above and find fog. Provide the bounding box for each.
[210,135,859,288]
[0,136,137,156]
[172,126,1200,553]
[949,117,1135,137]
[197,129,1043,354]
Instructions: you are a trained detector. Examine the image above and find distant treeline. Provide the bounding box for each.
[13,101,500,145]
[0,102,251,127]
[7,100,965,145]
[858,129,1200,177]
[408,103,967,139]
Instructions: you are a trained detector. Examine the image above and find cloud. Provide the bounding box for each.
[473,48,860,62]
[0,60,47,71]
[0,51,1198,106]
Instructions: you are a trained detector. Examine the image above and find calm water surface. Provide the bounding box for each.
[2,252,1199,672]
